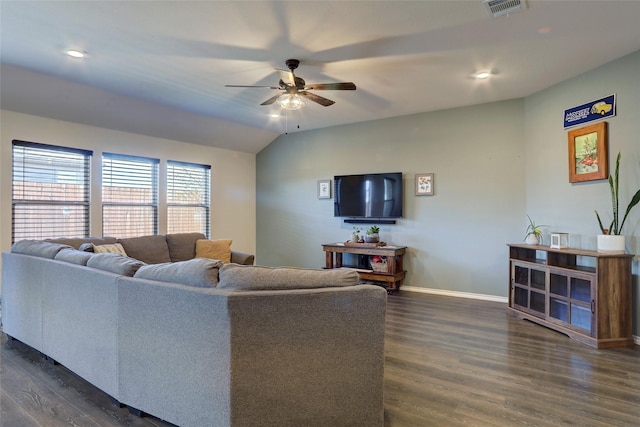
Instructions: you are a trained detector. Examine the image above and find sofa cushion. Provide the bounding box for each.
[54,248,94,265]
[196,239,232,263]
[11,240,73,259]
[118,235,171,264]
[87,253,145,276]
[134,258,223,288]
[217,264,359,291]
[166,232,205,262]
[93,243,128,256]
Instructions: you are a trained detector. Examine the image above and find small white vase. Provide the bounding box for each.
[525,234,540,245]
[597,234,626,253]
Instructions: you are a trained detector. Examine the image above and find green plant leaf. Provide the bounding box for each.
[618,189,640,234]
[595,210,606,234]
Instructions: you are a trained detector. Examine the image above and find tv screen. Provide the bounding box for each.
[334,172,403,218]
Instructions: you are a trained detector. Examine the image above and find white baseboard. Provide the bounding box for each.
[400,286,639,345]
[400,285,508,303]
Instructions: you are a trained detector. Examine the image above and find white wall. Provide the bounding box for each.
[256,99,526,298]
[0,110,256,291]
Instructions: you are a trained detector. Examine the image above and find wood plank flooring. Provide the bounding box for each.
[2,292,640,426]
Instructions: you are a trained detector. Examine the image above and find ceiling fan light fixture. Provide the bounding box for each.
[277,94,305,110]
[474,71,492,79]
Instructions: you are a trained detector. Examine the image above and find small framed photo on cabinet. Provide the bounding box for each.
[415,173,434,196]
[317,179,331,199]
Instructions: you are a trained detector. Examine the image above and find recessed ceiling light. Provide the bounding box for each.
[269,113,280,118]
[65,49,87,58]
[474,71,492,80]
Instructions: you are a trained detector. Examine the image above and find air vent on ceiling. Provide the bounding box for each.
[483,0,527,18]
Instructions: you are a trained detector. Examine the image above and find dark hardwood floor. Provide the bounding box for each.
[2,292,640,426]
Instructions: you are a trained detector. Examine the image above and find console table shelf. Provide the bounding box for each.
[322,243,407,291]
[507,243,634,348]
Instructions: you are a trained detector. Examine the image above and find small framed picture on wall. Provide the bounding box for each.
[317,179,331,199]
[415,173,434,196]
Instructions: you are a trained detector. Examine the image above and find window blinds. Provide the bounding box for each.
[12,140,92,242]
[167,161,211,237]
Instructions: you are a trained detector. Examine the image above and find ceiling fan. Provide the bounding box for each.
[225,59,356,109]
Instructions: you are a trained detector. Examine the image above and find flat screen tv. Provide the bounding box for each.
[334,172,403,218]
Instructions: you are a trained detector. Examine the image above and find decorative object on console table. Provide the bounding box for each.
[350,227,362,243]
[568,122,608,183]
[370,256,387,273]
[507,243,633,348]
[594,151,640,253]
[365,225,380,243]
[317,179,331,199]
[524,215,544,245]
[415,173,434,196]
[550,232,569,249]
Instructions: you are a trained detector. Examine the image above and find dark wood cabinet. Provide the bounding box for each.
[507,243,634,348]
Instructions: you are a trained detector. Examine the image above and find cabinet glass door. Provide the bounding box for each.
[511,262,547,318]
[569,277,593,331]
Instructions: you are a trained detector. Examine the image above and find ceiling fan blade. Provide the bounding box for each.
[304,82,356,91]
[260,93,284,106]
[277,69,295,86]
[299,91,335,107]
[225,84,280,89]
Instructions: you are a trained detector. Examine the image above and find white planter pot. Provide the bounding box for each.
[597,234,626,253]
[525,234,540,245]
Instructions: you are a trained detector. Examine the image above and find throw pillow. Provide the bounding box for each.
[217,264,359,291]
[93,243,128,256]
[134,258,223,288]
[196,239,232,263]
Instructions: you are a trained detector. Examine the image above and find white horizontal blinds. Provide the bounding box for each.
[102,153,159,238]
[167,161,211,237]
[12,140,92,243]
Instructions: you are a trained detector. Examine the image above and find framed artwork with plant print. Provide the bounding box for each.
[568,122,608,183]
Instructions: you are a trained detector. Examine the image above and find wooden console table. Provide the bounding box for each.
[322,243,407,291]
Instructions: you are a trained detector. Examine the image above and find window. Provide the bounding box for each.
[167,161,211,237]
[12,140,92,243]
[102,153,159,238]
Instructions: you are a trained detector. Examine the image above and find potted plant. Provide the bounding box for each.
[595,152,640,252]
[524,215,544,245]
[366,225,380,243]
[351,227,362,243]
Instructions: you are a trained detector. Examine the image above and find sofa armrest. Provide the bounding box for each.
[230,250,254,265]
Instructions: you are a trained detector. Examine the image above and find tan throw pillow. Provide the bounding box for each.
[195,239,232,263]
[93,243,128,256]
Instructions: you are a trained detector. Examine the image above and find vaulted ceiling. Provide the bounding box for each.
[2,1,639,153]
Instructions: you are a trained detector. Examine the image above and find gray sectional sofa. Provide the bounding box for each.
[1,233,386,427]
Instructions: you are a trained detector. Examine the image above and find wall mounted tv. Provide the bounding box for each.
[334,172,403,218]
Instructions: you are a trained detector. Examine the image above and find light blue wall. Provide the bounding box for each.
[257,99,526,298]
[256,50,640,333]
[524,51,640,333]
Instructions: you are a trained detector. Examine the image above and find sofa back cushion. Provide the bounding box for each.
[166,232,206,262]
[118,235,171,264]
[54,248,94,265]
[11,240,73,259]
[87,253,145,276]
[134,257,223,288]
[217,264,359,291]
